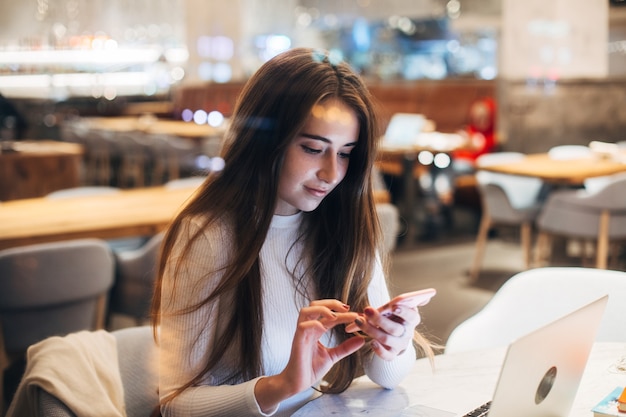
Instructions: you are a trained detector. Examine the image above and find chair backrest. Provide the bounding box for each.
[109,232,165,320]
[30,327,158,417]
[583,171,626,199]
[0,239,115,353]
[475,152,544,210]
[537,176,626,240]
[445,267,626,353]
[112,326,159,417]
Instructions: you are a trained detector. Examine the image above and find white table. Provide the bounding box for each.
[292,343,626,416]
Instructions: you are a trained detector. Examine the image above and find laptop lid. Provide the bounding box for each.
[487,295,608,417]
[383,113,425,146]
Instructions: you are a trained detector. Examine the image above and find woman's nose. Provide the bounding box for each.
[317,154,339,185]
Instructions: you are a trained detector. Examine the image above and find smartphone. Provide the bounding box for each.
[345,288,436,333]
[379,288,437,317]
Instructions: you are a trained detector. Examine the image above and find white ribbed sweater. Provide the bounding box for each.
[158,212,416,417]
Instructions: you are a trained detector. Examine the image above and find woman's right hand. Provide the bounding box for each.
[254,300,365,413]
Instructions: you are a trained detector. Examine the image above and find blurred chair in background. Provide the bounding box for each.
[80,129,116,186]
[108,232,164,326]
[0,239,115,411]
[446,267,626,354]
[469,152,544,282]
[534,174,626,270]
[150,134,199,184]
[372,167,400,254]
[6,326,158,417]
[116,132,150,188]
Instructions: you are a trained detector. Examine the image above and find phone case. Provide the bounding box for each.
[345,288,436,333]
[379,288,436,316]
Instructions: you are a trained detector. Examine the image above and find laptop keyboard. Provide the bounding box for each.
[463,401,491,417]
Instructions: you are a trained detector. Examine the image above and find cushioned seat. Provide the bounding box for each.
[446,267,626,353]
[534,174,626,269]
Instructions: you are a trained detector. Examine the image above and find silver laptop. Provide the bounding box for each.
[462,294,608,417]
[383,113,425,146]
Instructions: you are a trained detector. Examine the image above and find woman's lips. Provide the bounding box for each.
[304,186,329,198]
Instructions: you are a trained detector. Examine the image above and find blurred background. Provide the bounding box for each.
[1,0,625,152]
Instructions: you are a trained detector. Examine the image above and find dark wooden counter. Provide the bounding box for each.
[0,140,84,201]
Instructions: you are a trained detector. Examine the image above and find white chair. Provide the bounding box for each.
[469,152,544,281]
[0,239,115,411]
[445,267,626,353]
[534,175,626,269]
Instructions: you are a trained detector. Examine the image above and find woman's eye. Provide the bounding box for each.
[338,152,352,159]
[302,145,322,154]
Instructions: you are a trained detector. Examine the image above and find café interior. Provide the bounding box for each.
[1,0,626,415]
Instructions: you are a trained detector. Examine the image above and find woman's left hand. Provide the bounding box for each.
[349,304,421,360]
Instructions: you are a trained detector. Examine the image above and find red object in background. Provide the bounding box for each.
[452,96,497,164]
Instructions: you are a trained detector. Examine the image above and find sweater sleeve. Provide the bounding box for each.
[361,256,417,389]
[158,218,273,417]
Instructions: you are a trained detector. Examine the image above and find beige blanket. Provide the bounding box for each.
[6,330,125,417]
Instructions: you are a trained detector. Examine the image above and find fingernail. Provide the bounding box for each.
[364,308,374,316]
[343,304,350,310]
[355,318,363,326]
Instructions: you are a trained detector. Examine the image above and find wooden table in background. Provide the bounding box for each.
[83,116,226,141]
[478,153,626,185]
[0,185,197,250]
[0,140,84,201]
[0,184,391,250]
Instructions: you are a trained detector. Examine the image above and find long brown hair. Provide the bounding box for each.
[152,47,394,404]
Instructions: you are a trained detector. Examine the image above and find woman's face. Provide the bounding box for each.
[275,97,360,215]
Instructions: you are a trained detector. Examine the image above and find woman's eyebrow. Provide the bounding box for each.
[301,132,357,147]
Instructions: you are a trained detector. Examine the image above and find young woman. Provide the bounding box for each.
[151,47,435,417]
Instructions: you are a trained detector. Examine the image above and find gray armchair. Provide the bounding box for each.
[0,239,115,411]
[534,174,626,269]
[7,326,158,417]
[109,232,165,325]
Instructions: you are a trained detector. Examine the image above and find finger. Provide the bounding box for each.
[300,305,338,322]
[316,312,359,331]
[370,340,396,361]
[309,299,351,312]
[299,306,358,330]
[326,336,366,362]
[382,305,422,328]
[364,307,405,337]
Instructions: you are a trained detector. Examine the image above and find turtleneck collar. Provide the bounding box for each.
[270,211,303,229]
